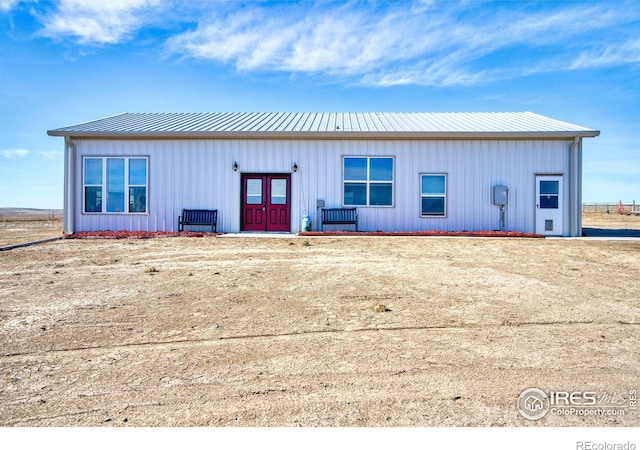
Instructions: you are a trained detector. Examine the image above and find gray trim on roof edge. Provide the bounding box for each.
[47,130,600,139]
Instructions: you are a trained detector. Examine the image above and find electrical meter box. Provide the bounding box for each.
[493,185,508,206]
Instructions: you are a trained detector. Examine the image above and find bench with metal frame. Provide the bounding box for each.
[178,209,217,233]
[321,208,358,231]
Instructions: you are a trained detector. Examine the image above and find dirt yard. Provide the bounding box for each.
[0,209,62,248]
[0,211,639,427]
[583,210,640,229]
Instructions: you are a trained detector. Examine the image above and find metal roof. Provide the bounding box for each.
[48,112,600,139]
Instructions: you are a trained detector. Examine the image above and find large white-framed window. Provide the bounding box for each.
[343,156,394,206]
[420,173,447,216]
[83,157,148,214]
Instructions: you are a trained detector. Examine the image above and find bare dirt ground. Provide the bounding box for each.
[0,211,639,427]
[582,211,640,229]
[0,209,62,248]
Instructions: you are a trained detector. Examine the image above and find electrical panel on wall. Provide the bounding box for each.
[493,185,508,206]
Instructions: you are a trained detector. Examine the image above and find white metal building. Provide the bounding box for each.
[48,112,599,236]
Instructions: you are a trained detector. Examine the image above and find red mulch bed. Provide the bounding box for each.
[63,231,219,240]
[62,230,544,239]
[298,230,544,238]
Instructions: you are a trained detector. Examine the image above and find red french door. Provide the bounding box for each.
[241,174,291,232]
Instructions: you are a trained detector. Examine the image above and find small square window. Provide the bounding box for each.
[370,158,393,181]
[540,195,559,209]
[540,181,559,195]
[344,158,368,181]
[344,183,367,206]
[370,184,393,206]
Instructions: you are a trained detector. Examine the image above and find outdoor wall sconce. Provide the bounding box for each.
[233,161,238,172]
[292,162,298,172]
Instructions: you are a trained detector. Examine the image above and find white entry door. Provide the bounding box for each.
[535,175,563,236]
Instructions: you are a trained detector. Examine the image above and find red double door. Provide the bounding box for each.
[241,174,291,232]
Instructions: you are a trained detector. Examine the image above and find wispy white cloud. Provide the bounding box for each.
[1,149,30,158]
[0,149,62,161]
[166,1,640,87]
[167,2,453,81]
[571,38,640,70]
[38,0,161,44]
[0,0,19,12]
[39,150,63,160]
[1,0,42,14]
[25,1,640,86]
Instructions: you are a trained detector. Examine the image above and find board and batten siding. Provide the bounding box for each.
[71,138,572,233]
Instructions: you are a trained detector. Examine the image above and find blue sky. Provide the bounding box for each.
[0,0,638,208]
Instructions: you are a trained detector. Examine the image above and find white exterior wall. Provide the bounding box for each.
[70,138,574,234]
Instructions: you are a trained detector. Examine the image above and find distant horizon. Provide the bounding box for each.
[2,200,639,212]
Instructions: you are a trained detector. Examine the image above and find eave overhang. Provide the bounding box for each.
[47,130,601,140]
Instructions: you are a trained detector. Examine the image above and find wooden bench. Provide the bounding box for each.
[321,208,358,231]
[178,209,217,233]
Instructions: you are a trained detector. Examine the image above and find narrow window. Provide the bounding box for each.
[270,178,287,205]
[343,157,394,206]
[343,157,367,206]
[128,158,147,213]
[84,158,103,213]
[246,179,263,205]
[421,174,447,216]
[106,158,125,212]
